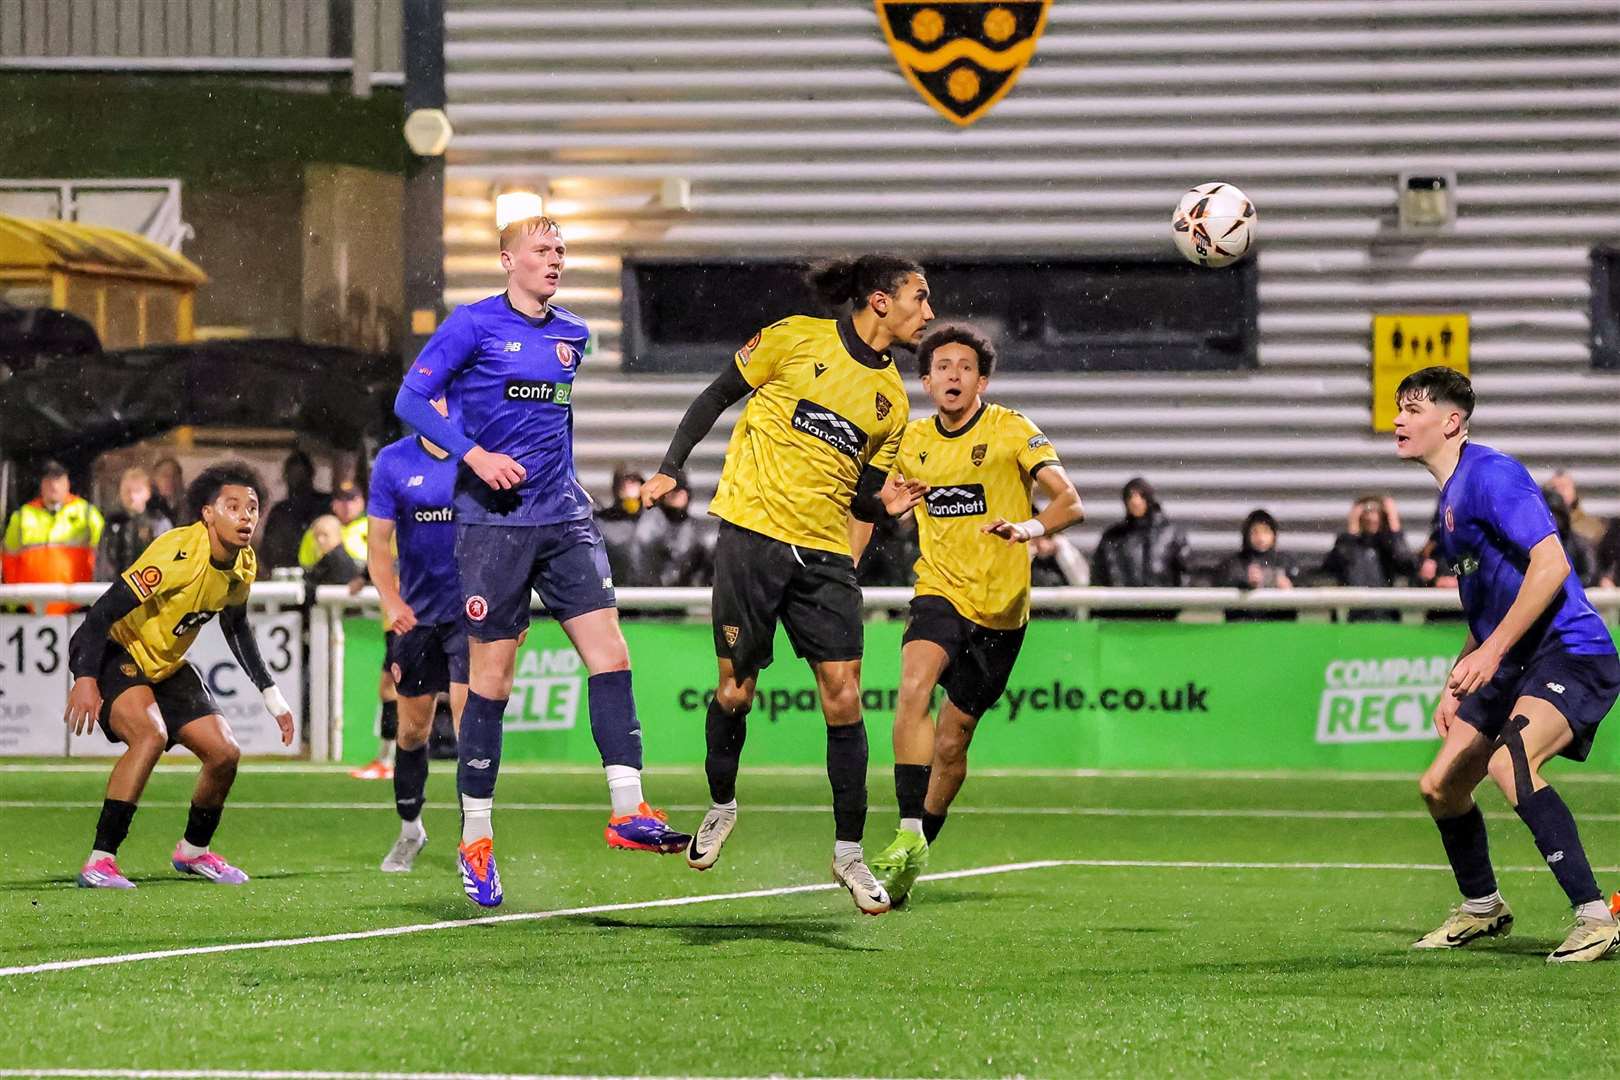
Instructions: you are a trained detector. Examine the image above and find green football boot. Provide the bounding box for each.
[870,827,929,906]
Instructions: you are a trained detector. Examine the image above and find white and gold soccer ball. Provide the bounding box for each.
[1171,182,1257,268]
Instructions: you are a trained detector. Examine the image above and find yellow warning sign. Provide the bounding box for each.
[1371,313,1469,431]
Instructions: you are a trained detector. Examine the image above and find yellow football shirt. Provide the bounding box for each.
[709,314,909,555]
[897,402,1061,630]
[110,522,257,681]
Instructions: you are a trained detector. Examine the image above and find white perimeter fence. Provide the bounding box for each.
[1,583,1615,761]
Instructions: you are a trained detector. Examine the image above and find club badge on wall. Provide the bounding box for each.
[874,1,1051,126]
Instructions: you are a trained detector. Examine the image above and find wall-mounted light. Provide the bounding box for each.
[403,108,453,156]
[659,177,692,212]
[1398,171,1455,233]
[495,190,544,228]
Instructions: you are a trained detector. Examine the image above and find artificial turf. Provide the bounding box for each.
[2,762,1618,1077]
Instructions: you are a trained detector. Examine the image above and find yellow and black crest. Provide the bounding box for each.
[723,624,740,647]
[971,442,988,466]
[875,391,893,421]
[875,1,1051,126]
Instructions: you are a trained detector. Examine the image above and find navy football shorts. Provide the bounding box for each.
[455,518,617,641]
[385,621,469,697]
[1457,640,1620,762]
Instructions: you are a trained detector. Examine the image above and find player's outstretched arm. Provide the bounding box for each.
[645,365,752,504]
[63,579,142,734]
[221,604,295,746]
[984,464,1084,544]
[365,517,416,634]
[1449,535,1571,696]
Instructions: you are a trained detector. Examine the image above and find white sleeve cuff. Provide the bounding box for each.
[262,686,291,717]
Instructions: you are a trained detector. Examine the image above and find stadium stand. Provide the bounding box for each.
[437,0,1620,560]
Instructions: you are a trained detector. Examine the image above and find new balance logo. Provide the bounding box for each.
[466,758,492,769]
[1546,682,1566,694]
[1548,851,1565,865]
[503,341,523,352]
[790,399,868,458]
[407,475,425,487]
[924,484,988,517]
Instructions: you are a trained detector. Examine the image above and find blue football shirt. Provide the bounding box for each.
[368,435,461,626]
[1434,441,1615,660]
[402,293,593,527]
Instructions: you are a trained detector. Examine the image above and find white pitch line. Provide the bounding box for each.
[3,856,1606,981]
[1,1075,785,1080]
[7,761,1620,783]
[0,860,1067,979]
[11,799,1620,823]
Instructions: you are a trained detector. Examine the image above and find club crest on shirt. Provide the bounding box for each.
[875,392,893,421]
[1444,505,1455,532]
[971,443,987,466]
[465,595,488,622]
[737,331,762,367]
[556,341,576,368]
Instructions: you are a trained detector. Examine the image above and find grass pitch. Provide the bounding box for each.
[2,762,1618,1078]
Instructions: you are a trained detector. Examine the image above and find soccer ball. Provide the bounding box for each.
[1172,182,1257,268]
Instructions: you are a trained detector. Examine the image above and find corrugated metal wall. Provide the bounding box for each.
[0,0,402,78]
[443,0,1620,558]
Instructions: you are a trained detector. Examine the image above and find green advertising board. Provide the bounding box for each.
[341,618,1620,771]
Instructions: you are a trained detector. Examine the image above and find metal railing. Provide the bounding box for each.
[0,179,193,250]
[4,583,1617,763]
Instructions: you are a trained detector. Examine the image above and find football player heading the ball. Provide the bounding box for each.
[643,254,933,916]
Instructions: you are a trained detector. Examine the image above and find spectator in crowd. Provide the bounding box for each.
[304,514,363,588]
[1030,532,1088,587]
[1598,518,1620,588]
[148,455,185,524]
[297,482,368,571]
[855,507,920,588]
[595,464,644,586]
[1217,509,1298,622]
[260,449,329,571]
[95,466,170,581]
[630,468,715,588]
[1542,485,1599,587]
[1545,469,1606,548]
[1092,477,1189,587]
[1321,494,1416,587]
[1218,509,1300,591]
[2,460,104,613]
[1319,494,1416,622]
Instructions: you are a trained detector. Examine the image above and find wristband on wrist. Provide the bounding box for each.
[1017,518,1046,540]
[262,686,290,717]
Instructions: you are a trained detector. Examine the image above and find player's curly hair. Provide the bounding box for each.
[916,323,996,379]
[187,461,266,520]
[807,254,923,312]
